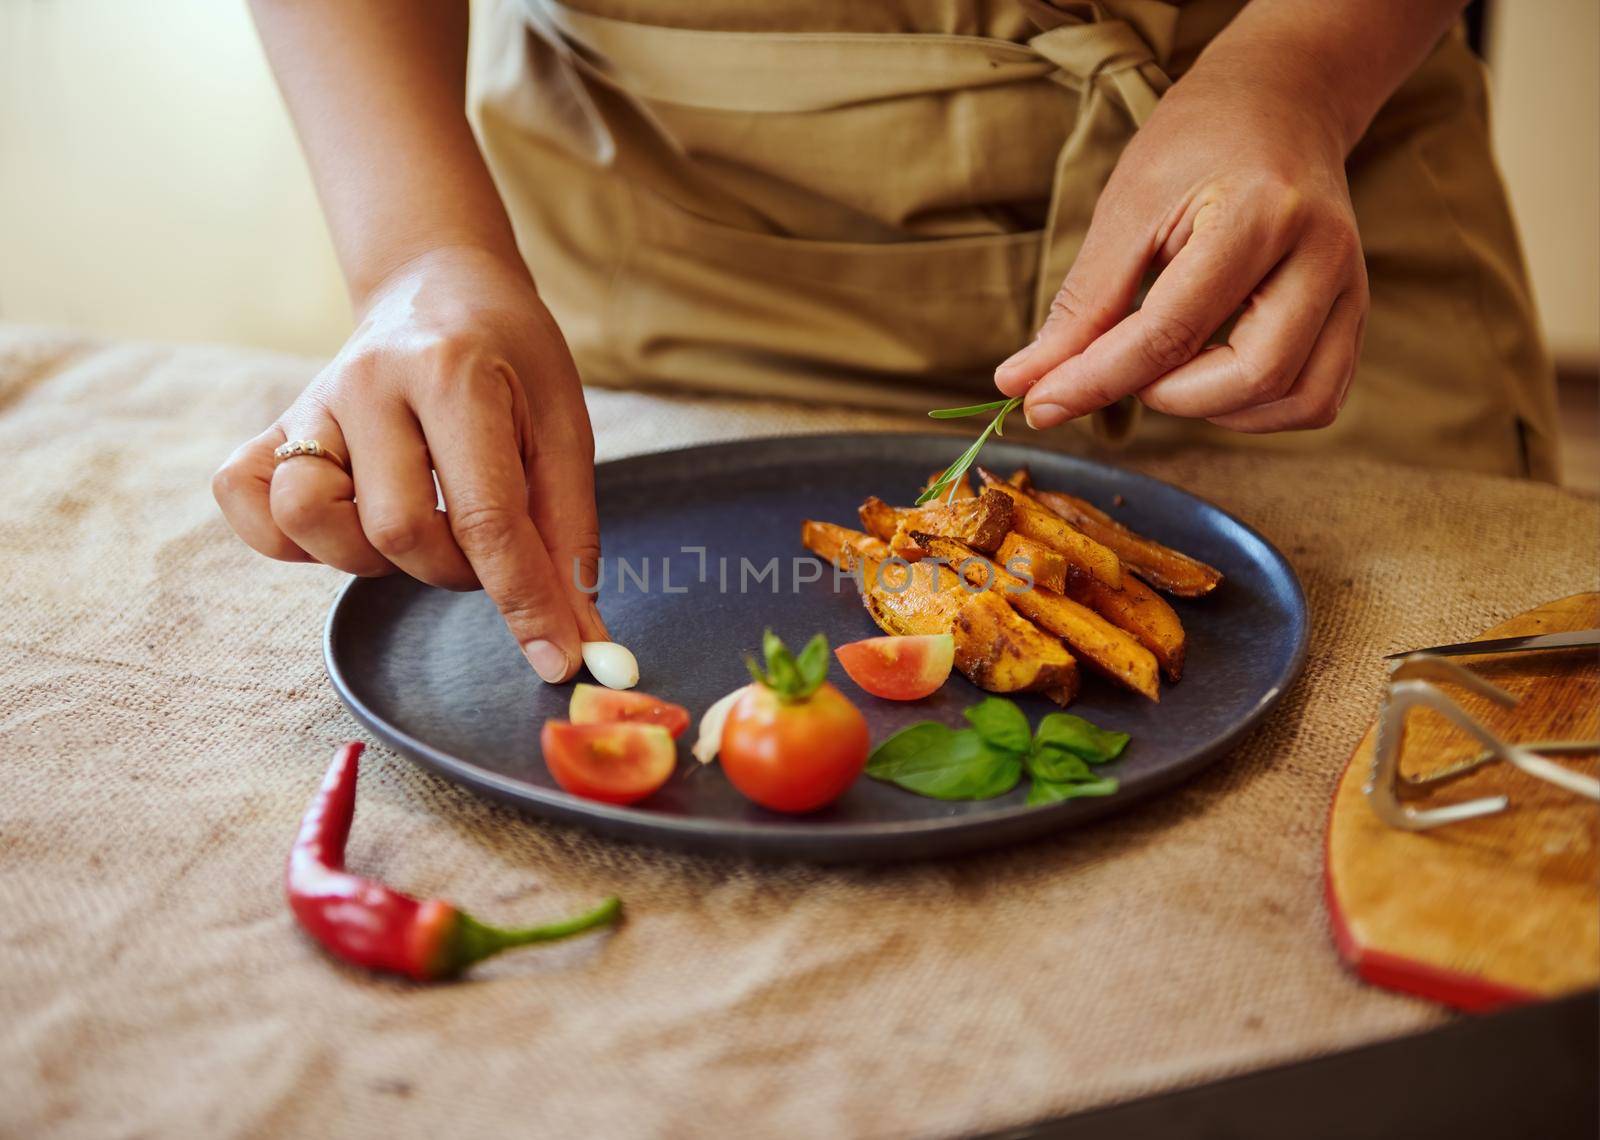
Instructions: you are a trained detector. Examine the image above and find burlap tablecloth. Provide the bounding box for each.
[2,324,1595,1139]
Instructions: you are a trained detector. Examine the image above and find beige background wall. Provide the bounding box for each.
[2,1,1596,364]
[1488,0,1600,363]
[0,0,348,356]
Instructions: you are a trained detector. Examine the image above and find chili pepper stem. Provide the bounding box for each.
[446,896,624,972]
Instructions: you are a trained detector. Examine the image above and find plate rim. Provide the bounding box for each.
[324,431,1309,859]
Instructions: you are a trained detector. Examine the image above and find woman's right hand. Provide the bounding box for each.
[213,245,605,682]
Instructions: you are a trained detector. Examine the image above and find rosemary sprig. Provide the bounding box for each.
[916,396,1023,505]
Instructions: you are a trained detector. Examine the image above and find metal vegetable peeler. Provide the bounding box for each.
[1365,637,1600,832]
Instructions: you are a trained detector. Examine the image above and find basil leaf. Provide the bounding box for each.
[963,697,1031,756]
[1026,775,1120,806]
[1025,745,1094,784]
[866,723,1022,800]
[1033,713,1130,764]
[959,749,1024,800]
[869,701,1128,805]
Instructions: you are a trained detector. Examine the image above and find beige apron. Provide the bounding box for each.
[471,0,1560,480]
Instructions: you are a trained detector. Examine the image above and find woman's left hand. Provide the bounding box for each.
[994,51,1369,433]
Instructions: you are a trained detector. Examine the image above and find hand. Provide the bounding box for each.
[213,245,604,681]
[995,58,1369,433]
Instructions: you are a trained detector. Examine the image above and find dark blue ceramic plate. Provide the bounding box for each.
[324,433,1307,861]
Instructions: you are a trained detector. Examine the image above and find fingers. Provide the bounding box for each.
[1134,244,1347,419]
[529,467,609,644]
[993,198,1150,398]
[212,425,312,562]
[342,401,478,591]
[418,373,583,682]
[1206,288,1366,433]
[520,376,609,644]
[1022,190,1294,429]
[269,414,396,577]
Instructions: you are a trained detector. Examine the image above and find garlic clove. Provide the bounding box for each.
[692,684,752,765]
[580,641,639,690]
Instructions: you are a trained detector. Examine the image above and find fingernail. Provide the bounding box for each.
[522,639,571,683]
[1024,403,1066,431]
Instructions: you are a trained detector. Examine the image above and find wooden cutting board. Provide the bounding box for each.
[1325,593,1599,1011]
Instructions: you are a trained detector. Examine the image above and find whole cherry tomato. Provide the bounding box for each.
[720,632,870,813]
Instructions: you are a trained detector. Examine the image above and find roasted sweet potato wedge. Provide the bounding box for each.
[950,589,1079,698]
[858,556,967,639]
[916,534,1160,701]
[886,525,926,561]
[808,522,1076,698]
[857,497,902,545]
[1063,567,1187,682]
[996,531,1068,594]
[858,489,1014,556]
[1025,486,1222,597]
[861,558,1075,696]
[1043,680,1080,708]
[801,520,891,570]
[804,520,964,631]
[974,470,1123,589]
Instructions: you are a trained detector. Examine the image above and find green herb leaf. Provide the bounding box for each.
[992,397,1020,437]
[867,700,1128,806]
[744,655,770,688]
[927,398,1014,420]
[767,650,801,695]
[762,629,786,670]
[793,633,830,694]
[749,630,828,702]
[1033,713,1131,764]
[1026,775,1120,806]
[916,433,987,506]
[1025,745,1094,784]
[963,697,1031,757]
[866,723,1023,800]
[915,396,1023,506]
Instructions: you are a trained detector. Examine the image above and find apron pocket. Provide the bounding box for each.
[609,184,1041,403]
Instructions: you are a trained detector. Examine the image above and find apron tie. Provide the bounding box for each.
[1024,2,1178,441]
[1031,19,1171,122]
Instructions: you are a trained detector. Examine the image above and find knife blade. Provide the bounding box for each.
[1383,628,1600,660]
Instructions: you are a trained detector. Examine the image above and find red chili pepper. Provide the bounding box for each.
[287,742,621,981]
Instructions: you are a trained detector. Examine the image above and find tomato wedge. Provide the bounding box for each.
[569,683,690,739]
[834,634,955,700]
[540,721,676,805]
